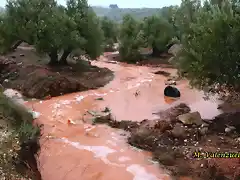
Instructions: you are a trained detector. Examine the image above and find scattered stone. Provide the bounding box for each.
[3,89,25,104]
[177,111,203,126]
[95,112,111,121]
[168,44,182,56]
[88,110,112,123]
[91,99,240,180]
[210,112,240,133]
[171,123,187,138]
[154,120,172,133]
[154,103,191,121]
[225,126,236,133]
[19,54,25,57]
[201,123,209,127]
[199,127,208,135]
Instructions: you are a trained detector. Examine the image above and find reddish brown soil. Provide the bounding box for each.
[94,103,240,180]
[0,47,114,99]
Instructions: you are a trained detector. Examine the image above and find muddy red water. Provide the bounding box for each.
[26,56,222,180]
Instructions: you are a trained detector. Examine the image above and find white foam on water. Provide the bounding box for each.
[126,164,158,180]
[53,103,61,109]
[94,93,107,96]
[106,140,117,146]
[60,138,124,167]
[75,95,85,103]
[59,100,72,105]
[118,156,131,162]
[111,136,119,141]
[85,126,95,132]
[140,79,152,83]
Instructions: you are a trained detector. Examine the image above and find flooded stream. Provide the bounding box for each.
[26,56,222,180]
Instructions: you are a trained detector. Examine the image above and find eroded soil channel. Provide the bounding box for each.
[23,55,239,180]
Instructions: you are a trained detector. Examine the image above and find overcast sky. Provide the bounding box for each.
[0,0,181,8]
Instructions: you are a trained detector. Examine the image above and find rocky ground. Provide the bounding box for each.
[92,103,240,180]
[0,46,114,99]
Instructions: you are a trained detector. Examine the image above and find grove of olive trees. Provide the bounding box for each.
[118,0,240,93]
[0,0,104,65]
[0,0,239,93]
[174,0,240,92]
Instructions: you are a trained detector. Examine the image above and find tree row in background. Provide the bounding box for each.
[0,0,186,65]
[0,0,239,93]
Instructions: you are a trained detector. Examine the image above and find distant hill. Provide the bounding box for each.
[0,5,166,22]
[92,6,162,22]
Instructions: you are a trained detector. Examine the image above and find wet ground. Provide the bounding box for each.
[25,55,223,180]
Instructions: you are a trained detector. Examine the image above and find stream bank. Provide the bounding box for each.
[0,91,41,179]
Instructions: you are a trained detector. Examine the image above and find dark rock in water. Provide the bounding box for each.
[164,86,181,98]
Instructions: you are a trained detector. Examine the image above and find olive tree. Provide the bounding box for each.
[142,15,175,57]
[100,16,118,51]
[119,14,144,63]
[3,0,104,65]
[175,0,240,92]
